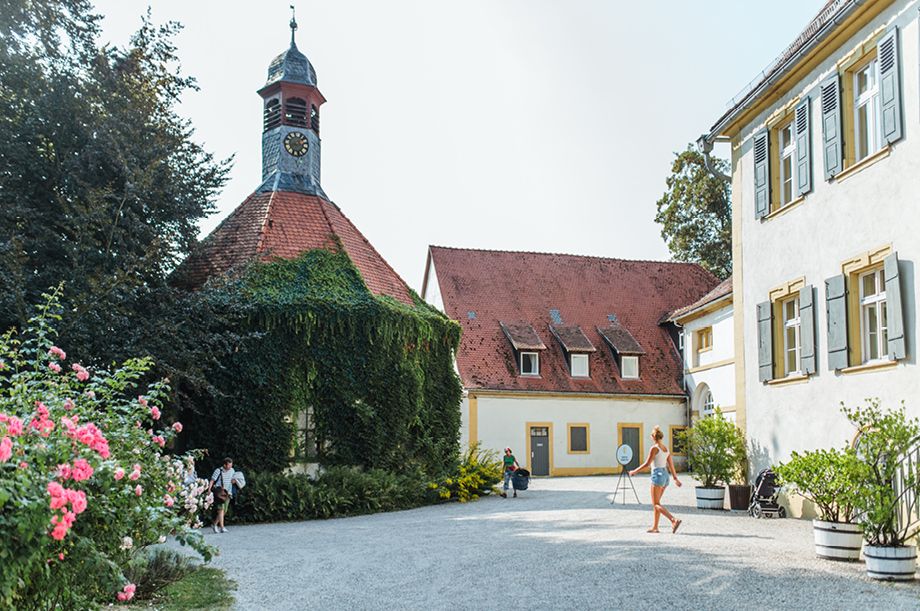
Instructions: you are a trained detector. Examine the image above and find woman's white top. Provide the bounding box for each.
[652,445,669,469]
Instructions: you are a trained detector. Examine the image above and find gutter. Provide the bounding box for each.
[700,0,864,148]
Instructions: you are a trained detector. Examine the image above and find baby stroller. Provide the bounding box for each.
[512,468,530,491]
[749,468,786,518]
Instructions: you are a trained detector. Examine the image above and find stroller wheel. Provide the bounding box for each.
[751,504,763,519]
[778,506,787,519]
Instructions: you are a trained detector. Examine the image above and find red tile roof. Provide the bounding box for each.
[427,246,719,396]
[667,275,733,322]
[174,191,414,305]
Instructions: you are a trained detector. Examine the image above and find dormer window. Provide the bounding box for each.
[284,97,308,127]
[621,355,639,379]
[520,352,539,376]
[570,353,589,377]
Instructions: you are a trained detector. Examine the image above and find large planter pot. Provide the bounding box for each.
[695,486,725,510]
[728,484,752,511]
[813,520,862,561]
[864,545,917,580]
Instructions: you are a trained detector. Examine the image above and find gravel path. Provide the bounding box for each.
[197,476,920,610]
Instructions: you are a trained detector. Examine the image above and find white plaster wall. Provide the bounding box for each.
[734,2,920,469]
[472,394,686,473]
[459,394,470,447]
[682,304,736,419]
[422,257,444,313]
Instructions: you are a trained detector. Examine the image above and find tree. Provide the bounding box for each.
[654,145,732,279]
[0,2,236,402]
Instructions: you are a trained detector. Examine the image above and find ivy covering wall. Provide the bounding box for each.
[185,249,463,477]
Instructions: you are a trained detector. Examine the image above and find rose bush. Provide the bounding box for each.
[0,292,213,608]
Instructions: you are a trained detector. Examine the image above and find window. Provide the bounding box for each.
[570,353,589,377]
[696,327,712,353]
[263,99,281,131]
[701,388,715,416]
[621,356,639,379]
[520,352,539,376]
[782,296,801,375]
[567,424,589,454]
[778,121,796,206]
[284,97,308,127]
[853,60,880,162]
[859,268,887,362]
[670,426,687,456]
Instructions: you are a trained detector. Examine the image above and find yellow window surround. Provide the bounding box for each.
[616,422,644,474]
[768,115,796,214]
[669,425,688,456]
[566,423,590,455]
[841,48,877,170]
[841,244,892,367]
[769,277,805,380]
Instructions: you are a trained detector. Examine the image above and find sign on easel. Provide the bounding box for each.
[612,444,640,505]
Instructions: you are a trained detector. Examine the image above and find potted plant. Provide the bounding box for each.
[728,451,751,511]
[774,447,864,561]
[844,400,920,580]
[680,408,746,510]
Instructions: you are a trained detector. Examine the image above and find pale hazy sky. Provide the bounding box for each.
[92,1,821,291]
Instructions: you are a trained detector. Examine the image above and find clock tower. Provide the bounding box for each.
[257,12,326,198]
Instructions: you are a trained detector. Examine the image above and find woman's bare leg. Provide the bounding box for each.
[649,486,663,531]
[653,487,676,526]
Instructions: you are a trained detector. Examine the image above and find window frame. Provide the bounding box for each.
[566,423,590,454]
[620,355,639,379]
[570,353,589,378]
[852,59,881,163]
[778,120,796,207]
[782,295,802,376]
[519,351,540,376]
[858,268,888,363]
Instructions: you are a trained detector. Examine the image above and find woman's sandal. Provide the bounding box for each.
[646,528,659,533]
[672,519,682,534]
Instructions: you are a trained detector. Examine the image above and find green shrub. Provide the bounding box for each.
[428,444,503,502]
[680,408,746,488]
[843,399,920,547]
[124,548,195,601]
[774,447,865,523]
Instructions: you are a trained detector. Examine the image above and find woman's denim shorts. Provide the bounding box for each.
[650,467,669,488]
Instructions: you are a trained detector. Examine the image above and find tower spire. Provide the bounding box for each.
[289,5,298,47]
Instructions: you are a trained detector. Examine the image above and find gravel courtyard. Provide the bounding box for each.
[203,476,920,610]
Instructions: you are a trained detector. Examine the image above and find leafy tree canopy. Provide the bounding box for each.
[655,145,731,279]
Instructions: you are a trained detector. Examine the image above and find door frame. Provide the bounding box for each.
[616,422,644,474]
[525,421,554,476]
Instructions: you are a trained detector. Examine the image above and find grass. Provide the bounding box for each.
[145,567,236,610]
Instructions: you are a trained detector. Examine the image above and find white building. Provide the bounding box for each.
[699,0,920,472]
[667,278,736,425]
[421,246,719,475]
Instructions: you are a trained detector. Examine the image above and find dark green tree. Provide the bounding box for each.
[0,1,236,399]
[654,146,732,279]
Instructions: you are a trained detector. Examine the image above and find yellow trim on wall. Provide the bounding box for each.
[672,294,732,324]
[566,423,590,454]
[768,114,796,214]
[767,278,806,380]
[669,425,688,456]
[471,390,684,402]
[768,276,806,302]
[763,195,805,220]
[836,26,886,71]
[616,422,644,474]
[686,357,735,374]
[764,95,801,129]
[840,360,898,376]
[841,244,891,275]
[834,145,890,182]
[468,394,478,447]
[524,421,554,476]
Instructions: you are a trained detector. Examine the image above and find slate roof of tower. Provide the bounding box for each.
[266,42,317,87]
[426,247,719,395]
[173,191,414,305]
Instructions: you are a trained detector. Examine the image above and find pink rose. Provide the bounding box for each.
[152,435,165,447]
[67,489,87,514]
[138,396,148,407]
[56,463,72,480]
[18,461,27,469]
[48,362,61,374]
[48,346,66,360]
[63,398,74,411]
[164,494,174,507]
[71,458,93,482]
[85,390,95,399]
[135,485,143,496]
[58,552,65,560]
[0,436,12,462]
[150,406,161,420]
[172,422,183,433]
[7,416,22,436]
[114,467,125,480]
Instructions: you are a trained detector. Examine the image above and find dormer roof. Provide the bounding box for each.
[597,322,645,356]
[500,322,546,351]
[550,325,596,353]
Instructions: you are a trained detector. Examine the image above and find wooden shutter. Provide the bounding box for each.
[877,27,903,145]
[794,97,812,196]
[800,285,816,375]
[825,275,849,370]
[820,75,843,180]
[757,301,774,382]
[884,252,906,360]
[753,130,770,220]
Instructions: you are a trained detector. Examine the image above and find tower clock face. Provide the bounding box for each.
[283,131,309,157]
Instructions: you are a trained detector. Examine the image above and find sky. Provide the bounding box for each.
[92,1,823,292]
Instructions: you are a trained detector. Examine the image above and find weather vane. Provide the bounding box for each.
[289,5,298,45]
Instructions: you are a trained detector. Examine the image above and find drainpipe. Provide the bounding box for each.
[696,135,730,183]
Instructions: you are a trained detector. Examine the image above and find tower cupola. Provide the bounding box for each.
[256,9,326,198]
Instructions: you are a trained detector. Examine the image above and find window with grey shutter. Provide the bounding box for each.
[820,75,842,180]
[884,252,906,360]
[757,301,773,382]
[794,98,812,196]
[753,130,770,219]
[800,285,816,374]
[877,27,902,145]
[825,275,849,370]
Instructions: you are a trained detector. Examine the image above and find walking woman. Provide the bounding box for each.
[629,426,682,533]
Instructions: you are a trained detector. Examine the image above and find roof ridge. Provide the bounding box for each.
[428,244,712,269]
[255,190,277,254]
